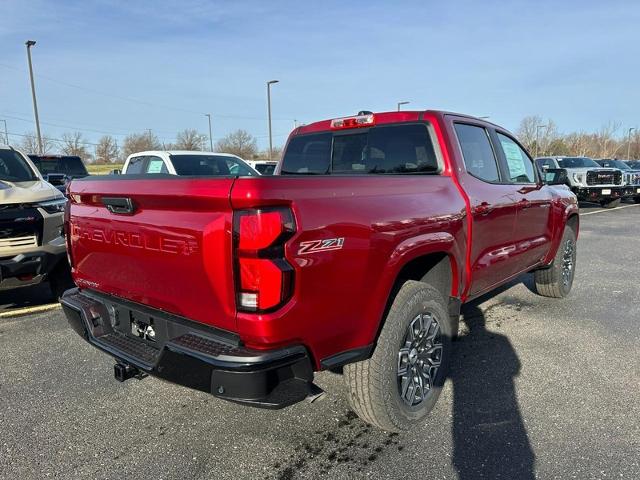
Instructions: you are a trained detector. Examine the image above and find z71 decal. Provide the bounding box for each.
[298,237,345,255]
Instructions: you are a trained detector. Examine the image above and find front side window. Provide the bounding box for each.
[454,124,500,182]
[145,156,168,174]
[535,158,556,170]
[496,133,536,183]
[0,150,37,182]
[280,124,439,175]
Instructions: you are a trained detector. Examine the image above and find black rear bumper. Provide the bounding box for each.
[60,288,317,409]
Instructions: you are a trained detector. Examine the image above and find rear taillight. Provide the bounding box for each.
[233,207,296,312]
[63,199,74,269]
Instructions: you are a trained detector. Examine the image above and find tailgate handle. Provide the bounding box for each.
[102,197,135,215]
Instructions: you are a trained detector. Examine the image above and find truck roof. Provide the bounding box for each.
[129,150,244,158]
[294,110,500,135]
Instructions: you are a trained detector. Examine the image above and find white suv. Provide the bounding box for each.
[121,151,259,176]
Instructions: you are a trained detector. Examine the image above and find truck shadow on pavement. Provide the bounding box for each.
[451,296,536,480]
[266,278,536,479]
[0,283,55,311]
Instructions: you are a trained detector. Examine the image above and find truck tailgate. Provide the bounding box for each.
[67,177,237,331]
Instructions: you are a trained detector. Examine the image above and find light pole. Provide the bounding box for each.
[0,120,7,144]
[267,80,279,161]
[627,127,636,160]
[397,101,409,111]
[535,124,547,158]
[25,40,43,154]
[205,114,213,151]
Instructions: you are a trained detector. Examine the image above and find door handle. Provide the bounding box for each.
[102,197,135,215]
[475,202,493,216]
[519,198,532,209]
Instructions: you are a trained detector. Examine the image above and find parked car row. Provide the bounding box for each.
[535,156,640,207]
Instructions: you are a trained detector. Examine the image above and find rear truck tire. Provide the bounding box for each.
[49,261,74,300]
[344,280,452,432]
[600,198,621,208]
[534,226,577,298]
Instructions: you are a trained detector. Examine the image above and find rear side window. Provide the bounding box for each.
[280,124,439,175]
[496,133,536,183]
[126,156,145,174]
[454,124,500,182]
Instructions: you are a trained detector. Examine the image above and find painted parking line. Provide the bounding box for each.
[0,303,61,318]
[580,203,640,216]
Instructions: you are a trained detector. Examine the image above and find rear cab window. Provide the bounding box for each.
[170,154,256,176]
[280,124,440,175]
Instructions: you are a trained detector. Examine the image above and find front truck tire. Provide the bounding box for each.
[534,225,577,298]
[344,280,452,432]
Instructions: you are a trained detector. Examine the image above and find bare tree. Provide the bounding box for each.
[516,115,543,152]
[175,129,207,151]
[122,131,161,159]
[516,116,558,156]
[595,122,624,159]
[214,129,258,158]
[95,135,120,164]
[60,132,92,160]
[19,132,56,154]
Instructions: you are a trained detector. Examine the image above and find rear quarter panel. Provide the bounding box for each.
[231,175,466,364]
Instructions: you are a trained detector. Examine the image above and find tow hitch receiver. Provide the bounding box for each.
[114,362,146,382]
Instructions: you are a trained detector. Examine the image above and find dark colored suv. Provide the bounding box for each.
[28,155,89,194]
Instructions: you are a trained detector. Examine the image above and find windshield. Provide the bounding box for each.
[596,159,630,170]
[0,149,37,182]
[29,155,88,176]
[557,157,600,168]
[169,154,257,176]
[281,124,439,175]
[625,161,640,170]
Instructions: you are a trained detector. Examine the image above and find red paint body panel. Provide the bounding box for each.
[66,110,578,370]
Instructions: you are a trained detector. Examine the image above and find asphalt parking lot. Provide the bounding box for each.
[1,204,639,480]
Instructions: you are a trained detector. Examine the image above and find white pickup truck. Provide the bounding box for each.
[120,150,259,176]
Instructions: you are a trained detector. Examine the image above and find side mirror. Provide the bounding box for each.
[542,168,567,186]
[109,169,122,175]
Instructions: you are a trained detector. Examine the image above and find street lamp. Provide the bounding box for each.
[266,80,279,161]
[397,101,409,111]
[205,113,213,151]
[627,127,636,160]
[535,124,547,158]
[25,40,43,154]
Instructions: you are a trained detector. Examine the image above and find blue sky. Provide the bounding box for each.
[1,0,639,150]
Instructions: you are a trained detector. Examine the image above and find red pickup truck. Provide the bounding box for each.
[61,110,578,431]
